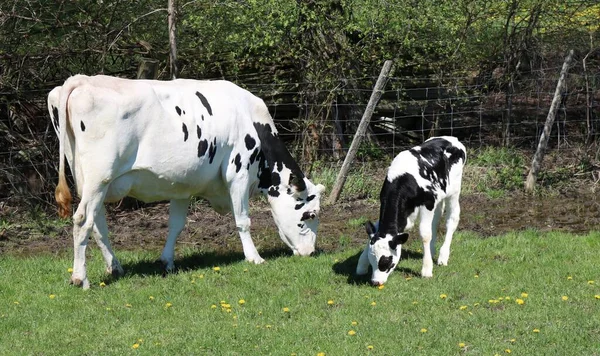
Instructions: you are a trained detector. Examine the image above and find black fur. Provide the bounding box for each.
[182,123,188,141]
[195,92,213,115]
[234,153,242,173]
[208,137,217,163]
[197,125,202,139]
[245,134,256,150]
[197,139,208,157]
[80,121,86,132]
[175,106,182,116]
[52,106,59,129]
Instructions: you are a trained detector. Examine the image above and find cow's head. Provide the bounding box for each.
[363,220,408,285]
[268,174,325,257]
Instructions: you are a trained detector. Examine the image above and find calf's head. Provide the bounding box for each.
[363,221,409,285]
[268,175,325,256]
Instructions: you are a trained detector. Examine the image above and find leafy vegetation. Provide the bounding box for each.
[1,230,599,354]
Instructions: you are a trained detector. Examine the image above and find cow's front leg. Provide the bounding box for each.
[160,198,190,272]
[356,244,370,275]
[419,209,435,278]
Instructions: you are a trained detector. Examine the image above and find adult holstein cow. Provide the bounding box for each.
[48,75,325,288]
[356,136,466,285]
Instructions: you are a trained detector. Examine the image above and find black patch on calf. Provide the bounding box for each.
[297,223,304,228]
[234,153,242,173]
[245,134,256,150]
[195,92,213,115]
[294,203,305,210]
[175,106,182,116]
[208,137,217,163]
[378,256,395,273]
[80,121,86,132]
[198,139,208,157]
[306,194,316,202]
[51,106,59,129]
[268,187,280,197]
[197,125,202,139]
[182,123,188,141]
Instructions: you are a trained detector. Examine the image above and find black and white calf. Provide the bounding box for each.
[356,136,466,285]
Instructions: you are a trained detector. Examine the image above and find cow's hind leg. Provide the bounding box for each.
[160,198,190,272]
[419,207,436,278]
[91,206,124,277]
[71,186,107,289]
[438,194,460,266]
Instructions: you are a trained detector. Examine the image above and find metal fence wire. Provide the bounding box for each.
[1,66,599,212]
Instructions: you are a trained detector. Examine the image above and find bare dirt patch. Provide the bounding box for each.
[1,190,599,259]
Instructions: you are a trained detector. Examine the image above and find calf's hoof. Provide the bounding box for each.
[70,276,90,289]
[106,265,125,278]
[247,256,265,264]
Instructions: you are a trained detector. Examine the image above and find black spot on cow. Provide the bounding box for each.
[208,137,218,163]
[198,139,208,157]
[175,106,182,116]
[253,122,306,192]
[201,115,204,121]
[271,171,281,187]
[294,203,305,210]
[245,134,256,150]
[297,223,304,228]
[51,106,59,129]
[195,91,213,115]
[249,148,259,165]
[80,121,86,132]
[182,123,188,141]
[196,125,202,139]
[234,153,242,173]
[268,187,280,197]
[306,194,316,202]
[377,255,394,273]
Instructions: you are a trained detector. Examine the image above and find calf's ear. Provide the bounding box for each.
[389,232,409,250]
[365,221,377,237]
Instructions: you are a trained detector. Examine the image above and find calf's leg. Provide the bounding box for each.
[160,198,190,271]
[438,194,460,266]
[419,207,436,278]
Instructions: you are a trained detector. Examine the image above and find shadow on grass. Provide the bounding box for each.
[332,248,424,285]
[101,247,292,284]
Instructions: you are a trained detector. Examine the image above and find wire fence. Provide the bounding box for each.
[1,65,599,213]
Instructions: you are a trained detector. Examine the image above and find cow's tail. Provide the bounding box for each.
[55,75,86,218]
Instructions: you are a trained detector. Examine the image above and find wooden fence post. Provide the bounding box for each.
[525,50,574,192]
[327,60,393,205]
[168,0,178,79]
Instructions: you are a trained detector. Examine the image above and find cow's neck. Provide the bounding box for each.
[377,176,416,236]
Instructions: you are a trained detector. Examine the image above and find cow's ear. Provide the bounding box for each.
[365,221,377,237]
[389,233,409,250]
[315,184,325,194]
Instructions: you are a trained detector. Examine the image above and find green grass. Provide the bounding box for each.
[463,147,526,198]
[308,161,383,202]
[1,231,600,355]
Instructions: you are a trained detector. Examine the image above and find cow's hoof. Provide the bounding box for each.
[421,270,433,278]
[247,257,265,264]
[160,259,175,273]
[106,265,125,277]
[70,276,90,289]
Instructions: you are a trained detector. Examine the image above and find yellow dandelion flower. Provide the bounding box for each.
[473,302,480,307]
[49,294,56,299]
[405,277,412,281]
[291,353,297,356]
[327,300,334,305]
[67,268,73,273]
[561,296,568,301]
[191,280,196,284]
[510,339,516,343]
[367,345,374,350]
[165,302,173,308]
[505,296,511,300]
[440,294,447,299]
[348,330,356,336]
[283,307,290,313]
[412,301,418,305]
[226,309,232,313]
[221,304,231,309]
[505,349,511,353]
[351,321,358,326]
[334,259,339,263]
[458,342,466,348]
[125,303,132,308]
[199,274,204,278]
[567,276,573,280]
[588,280,595,285]
[488,299,499,304]
[211,304,217,309]
[213,267,221,271]
[468,312,473,315]
[474,274,479,278]
[420,328,427,333]
[132,343,140,349]
[317,353,326,356]
[239,299,246,305]
[459,305,467,310]
[149,296,155,300]
[137,339,143,343]
[99,282,106,287]
[243,268,248,272]
[106,307,111,311]
[498,297,504,301]
[516,299,525,305]
[370,301,377,306]
[533,329,540,333]
[266,324,272,328]
[521,292,528,298]
[220,300,226,304]
[594,295,600,299]
[378,285,385,290]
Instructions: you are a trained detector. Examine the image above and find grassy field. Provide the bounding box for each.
[1,230,599,355]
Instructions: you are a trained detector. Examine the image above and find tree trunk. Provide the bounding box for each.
[168,0,178,79]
